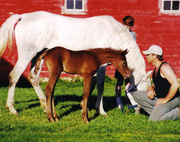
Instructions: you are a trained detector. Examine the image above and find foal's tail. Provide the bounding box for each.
[0,14,22,58]
[34,49,48,75]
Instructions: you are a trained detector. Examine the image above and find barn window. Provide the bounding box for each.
[61,0,88,15]
[159,0,180,15]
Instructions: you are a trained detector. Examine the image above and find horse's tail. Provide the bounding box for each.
[0,14,22,58]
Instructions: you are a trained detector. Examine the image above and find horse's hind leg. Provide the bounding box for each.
[45,72,60,122]
[28,57,47,113]
[6,59,30,114]
[95,65,107,116]
[52,97,59,122]
[44,56,61,122]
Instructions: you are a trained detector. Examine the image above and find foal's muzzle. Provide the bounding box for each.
[124,73,130,79]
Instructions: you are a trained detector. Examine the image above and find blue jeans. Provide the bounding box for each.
[133,91,180,121]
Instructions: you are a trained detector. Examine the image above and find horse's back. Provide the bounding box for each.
[15,11,122,51]
[44,47,99,75]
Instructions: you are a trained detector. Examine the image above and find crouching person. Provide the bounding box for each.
[133,45,180,121]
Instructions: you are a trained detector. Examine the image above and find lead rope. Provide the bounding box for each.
[125,84,139,114]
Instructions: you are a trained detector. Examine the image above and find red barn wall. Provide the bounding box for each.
[0,0,180,86]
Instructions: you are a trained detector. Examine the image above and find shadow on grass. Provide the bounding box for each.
[53,94,132,121]
[15,98,41,113]
[15,93,148,120]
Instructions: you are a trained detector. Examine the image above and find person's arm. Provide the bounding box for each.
[155,63,180,106]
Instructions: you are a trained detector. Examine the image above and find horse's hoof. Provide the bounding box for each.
[10,111,18,115]
[83,119,89,124]
[95,107,107,116]
[49,118,55,122]
[54,117,59,122]
[100,111,107,116]
[82,115,89,124]
[6,105,18,115]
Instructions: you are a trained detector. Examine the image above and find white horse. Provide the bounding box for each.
[0,11,148,115]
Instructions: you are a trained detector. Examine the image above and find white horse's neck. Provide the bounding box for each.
[96,16,146,85]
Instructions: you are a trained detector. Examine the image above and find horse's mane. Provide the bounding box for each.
[84,48,123,54]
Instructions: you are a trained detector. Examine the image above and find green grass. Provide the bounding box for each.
[0,77,180,142]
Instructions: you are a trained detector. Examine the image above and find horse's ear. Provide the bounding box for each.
[121,49,129,56]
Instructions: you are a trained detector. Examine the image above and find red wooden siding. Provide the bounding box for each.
[0,0,180,86]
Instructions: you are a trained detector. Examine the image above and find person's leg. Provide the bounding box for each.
[149,97,180,121]
[133,91,156,115]
[159,107,180,120]
[115,79,124,112]
[115,70,124,112]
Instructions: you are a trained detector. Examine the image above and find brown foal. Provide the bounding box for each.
[36,46,131,124]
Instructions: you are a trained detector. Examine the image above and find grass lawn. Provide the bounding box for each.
[0,77,180,142]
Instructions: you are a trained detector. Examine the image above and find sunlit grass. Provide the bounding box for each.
[0,77,180,142]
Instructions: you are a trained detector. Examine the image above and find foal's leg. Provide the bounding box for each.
[6,59,30,114]
[52,97,59,122]
[45,59,61,122]
[95,65,107,116]
[28,58,46,112]
[45,73,59,122]
[82,74,92,124]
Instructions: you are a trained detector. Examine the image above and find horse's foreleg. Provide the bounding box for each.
[29,59,46,112]
[82,74,92,124]
[96,65,107,116]
[6,60,29,114]
[45,79,55,122]
[6,82,17,114]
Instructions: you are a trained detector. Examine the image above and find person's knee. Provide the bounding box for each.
[133,91,147,104]
[149,105,168,121]
[149,115,160,121]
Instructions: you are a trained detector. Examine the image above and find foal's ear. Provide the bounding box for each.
[121,49,129,56]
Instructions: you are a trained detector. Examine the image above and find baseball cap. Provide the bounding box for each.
[143,45,163,56]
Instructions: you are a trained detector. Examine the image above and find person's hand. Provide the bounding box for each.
[147,86,155,100]
[155,98,168,106]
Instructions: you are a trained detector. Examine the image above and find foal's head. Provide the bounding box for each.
[111,49,131,79]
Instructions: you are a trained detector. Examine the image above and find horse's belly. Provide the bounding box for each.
[62,61,95,75]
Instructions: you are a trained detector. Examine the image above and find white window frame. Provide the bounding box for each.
[61,0,88,15]
[159,0,180,15]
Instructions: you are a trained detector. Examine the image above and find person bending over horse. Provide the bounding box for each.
[133,45,180,121]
